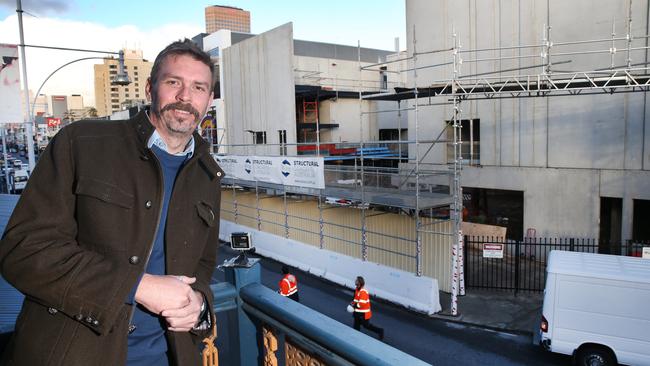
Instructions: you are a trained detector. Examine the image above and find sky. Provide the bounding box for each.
[0,0,406,108]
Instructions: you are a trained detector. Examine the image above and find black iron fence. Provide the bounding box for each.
[463,237,649,293]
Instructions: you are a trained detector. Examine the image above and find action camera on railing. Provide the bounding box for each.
[230,232,254,251]
[230,232,256,266]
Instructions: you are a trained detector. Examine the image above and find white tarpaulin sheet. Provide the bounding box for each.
[0,44,22,124]
[213,155,325,189]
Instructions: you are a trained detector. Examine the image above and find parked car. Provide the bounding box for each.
[538,250,650,366]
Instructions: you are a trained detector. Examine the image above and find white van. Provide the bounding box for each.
[13,169,29,192]
[538,250,650,366]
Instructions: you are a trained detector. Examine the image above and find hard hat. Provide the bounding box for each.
[346,305,354,313]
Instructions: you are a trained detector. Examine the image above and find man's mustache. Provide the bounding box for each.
[160,102,200,120]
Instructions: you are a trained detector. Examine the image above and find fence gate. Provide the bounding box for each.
[463,237,645,293]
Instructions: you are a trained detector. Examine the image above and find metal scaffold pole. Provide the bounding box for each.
[318,195,324,249]
[627,0,633,69]
[450,27,465,316]
[232,184,238,224]
[283,186,289,238]
[358,40,368,262]
[413,25,423,277]
[255,180,261,231]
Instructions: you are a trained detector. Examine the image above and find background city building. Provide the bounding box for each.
[47,95,67,120]
[205,5,250,34]
[67,94,83,110]
[202,24,399,157]
[93,49,152,117]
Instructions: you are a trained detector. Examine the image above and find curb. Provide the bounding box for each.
[430,312,535,337]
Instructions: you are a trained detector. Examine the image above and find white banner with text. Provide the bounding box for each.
[213,154,325,189]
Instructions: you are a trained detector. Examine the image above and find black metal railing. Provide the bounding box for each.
[463,237,649,293]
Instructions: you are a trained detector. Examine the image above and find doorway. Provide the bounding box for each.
[599,197,622,253]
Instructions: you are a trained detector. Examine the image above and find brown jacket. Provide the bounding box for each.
[0,111,223,365]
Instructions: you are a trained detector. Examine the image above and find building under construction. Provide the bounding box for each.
[205,0,650,314]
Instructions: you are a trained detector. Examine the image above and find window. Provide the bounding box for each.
[447,118,480,165]
[109,70,117,75]
[134,71,139,76]
[112,104,119,109]
[278,130,287,155]
[111,99,119,103]
[379,66,388,91]
[135,94,140,98]
[134,66,138,70]
[111,87,118,92]
[109,64,117,69]
[254,131,266,144]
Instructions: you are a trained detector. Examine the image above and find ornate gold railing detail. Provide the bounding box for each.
[202,315,219,366]
[263,326,279,366]
[286,339,326,366]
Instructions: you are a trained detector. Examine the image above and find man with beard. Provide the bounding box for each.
[0,39,223,365]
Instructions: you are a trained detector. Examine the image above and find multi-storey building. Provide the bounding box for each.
[48,95,67,120]
[202,24,398,157]
[404,0,650,242]
[67,94,83,110]
[205,5,250,34]
[93,49,152,117]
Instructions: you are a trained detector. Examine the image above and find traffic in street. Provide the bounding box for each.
[0,144,31,195]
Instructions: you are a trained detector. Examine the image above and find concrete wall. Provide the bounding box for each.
[294,55,387,93]
[293,51,405,144]
[319,99,378,143]
[222,23,297,156]
[405,0,650,239]
[219,220,442,314]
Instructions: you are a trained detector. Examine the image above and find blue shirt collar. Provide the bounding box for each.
[145,114,195,158]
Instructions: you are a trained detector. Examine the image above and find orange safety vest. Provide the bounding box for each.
[353,287,372,319]
[279,274,298,297]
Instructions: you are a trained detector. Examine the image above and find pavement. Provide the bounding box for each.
[244,241,544,336]
[251,250,560,365]
[434,289,543,336]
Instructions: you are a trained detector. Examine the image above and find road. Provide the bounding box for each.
[214,244,569,365]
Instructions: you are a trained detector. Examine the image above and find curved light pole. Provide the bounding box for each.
[30,52,131,120]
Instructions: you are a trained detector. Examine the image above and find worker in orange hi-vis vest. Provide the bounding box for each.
[279,265,300,302]
[350,276,384,340]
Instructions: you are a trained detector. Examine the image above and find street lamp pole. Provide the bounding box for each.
[15,0,130,173]
[16,0,35,171]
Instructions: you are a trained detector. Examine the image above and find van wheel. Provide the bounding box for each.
[576,346,616,366]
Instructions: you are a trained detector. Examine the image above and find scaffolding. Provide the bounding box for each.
[211,0,650,310]
[350,0,650,314]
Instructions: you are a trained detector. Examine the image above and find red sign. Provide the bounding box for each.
[46,117,61,127]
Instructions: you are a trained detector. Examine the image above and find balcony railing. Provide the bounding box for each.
[212,257,430,365]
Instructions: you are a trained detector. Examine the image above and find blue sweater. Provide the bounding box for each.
[126,145,188,365]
